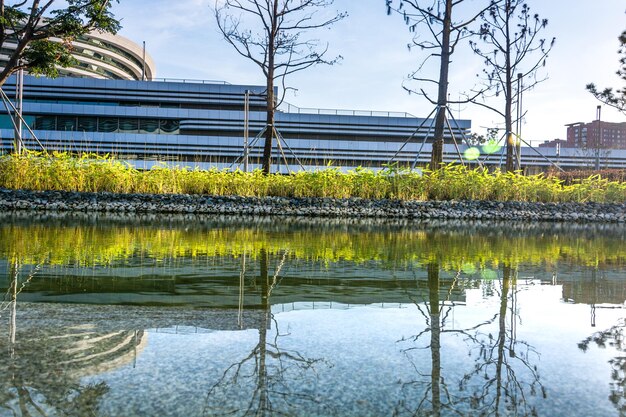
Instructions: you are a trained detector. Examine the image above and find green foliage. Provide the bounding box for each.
[0,0,120,82]
[586,28,626,114]
[22,40,78,78]
[0,154,625,203]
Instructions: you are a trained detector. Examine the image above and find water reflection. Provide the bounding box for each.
[579,319,626,416]
[205,249,331,417]
[0,213,624,416]
[1,261,142,416]
[394,263,544,416]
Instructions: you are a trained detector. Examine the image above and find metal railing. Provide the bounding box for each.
[280,101,416,118]
[150,77,231,85]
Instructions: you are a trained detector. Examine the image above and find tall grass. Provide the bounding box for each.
[0,152,625,203]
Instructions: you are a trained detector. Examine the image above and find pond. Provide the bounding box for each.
[0,212,625,416]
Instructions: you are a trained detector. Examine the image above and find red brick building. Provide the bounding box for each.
[566,121,626,149]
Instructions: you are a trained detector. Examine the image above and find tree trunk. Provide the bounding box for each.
[261,86,275,175]
[261,1,279,175]
[504,0,515,173]
[429,0,453,171]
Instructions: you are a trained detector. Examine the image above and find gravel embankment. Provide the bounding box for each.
[1,188,625,222]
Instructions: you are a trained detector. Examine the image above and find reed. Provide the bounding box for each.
[0,153,625,203]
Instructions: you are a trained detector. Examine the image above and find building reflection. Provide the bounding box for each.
[1,259,146,416]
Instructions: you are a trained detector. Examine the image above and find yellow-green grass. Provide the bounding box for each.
[0,152,625,203]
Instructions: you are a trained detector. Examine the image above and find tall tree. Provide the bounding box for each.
[0,0,120,87]
[469,0,554,172]
[586,28,626,115]
[386,0,496,170]
[215,0,346,174]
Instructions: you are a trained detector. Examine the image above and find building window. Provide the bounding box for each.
[31,115,180,135]
[57,116,77,131]
[34,116,56,130]
[78,117,98,132]
[160,119,180,135]
[119,118,139,133]
[140,119,159,134]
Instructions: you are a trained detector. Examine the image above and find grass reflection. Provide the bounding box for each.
[0,215,625,270]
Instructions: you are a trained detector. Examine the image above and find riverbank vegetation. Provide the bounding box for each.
[0,153,625,203]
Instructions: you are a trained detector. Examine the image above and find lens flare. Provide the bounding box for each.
[482,140,502,154]
[464,147,481,161]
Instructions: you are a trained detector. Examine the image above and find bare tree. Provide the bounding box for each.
[386,0,497,170]
[0,0,119,87]
[214,0,346,174]
[587,28,626,115]
[469,0,554,172]
[459,265,545,416]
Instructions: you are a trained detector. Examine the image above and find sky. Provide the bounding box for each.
[111,0,625,144]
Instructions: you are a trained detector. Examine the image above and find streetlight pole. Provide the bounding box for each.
[142,41,146,81]
[244,90,250,172]
[516,73,523,171]
[595,105,601,171]
[13,69,24,155]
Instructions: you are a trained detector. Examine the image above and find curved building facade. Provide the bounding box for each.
[0,31,156,81]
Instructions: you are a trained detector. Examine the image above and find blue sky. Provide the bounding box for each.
[113,0,625,144]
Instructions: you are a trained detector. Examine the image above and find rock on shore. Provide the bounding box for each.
[0,188,624,222]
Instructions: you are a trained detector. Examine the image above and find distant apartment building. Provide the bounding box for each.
[538,138,568,148]
[566,121,626,149]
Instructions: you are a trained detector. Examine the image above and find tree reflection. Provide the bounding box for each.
[579,319,626,416]
[396,262,544,416]
[204,249,330,417]
[461,265,545,416]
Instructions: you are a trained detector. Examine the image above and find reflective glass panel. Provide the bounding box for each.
[78,117,98,132]
[98,117,118,133]
[119,118,139,133]
[160,119,180,135]
[34,116,56,131]
[139,119,159,134]
[57,116,76,132]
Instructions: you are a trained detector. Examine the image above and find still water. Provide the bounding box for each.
[0,212,625,417]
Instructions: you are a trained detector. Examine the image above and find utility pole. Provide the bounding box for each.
[244,90,250,172]
[142,41,146,81]
[515,72,524,169]
[13,69,24,154]
[595,105,601,171]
